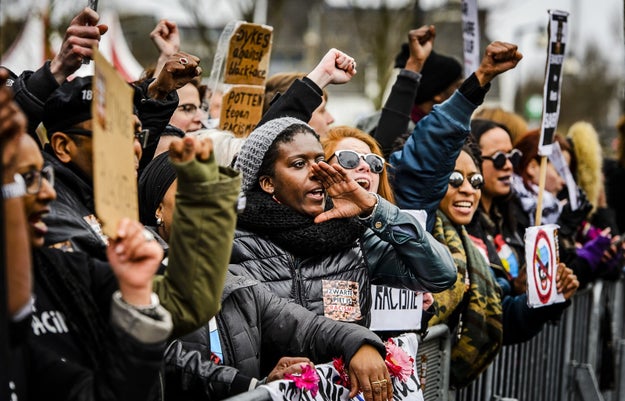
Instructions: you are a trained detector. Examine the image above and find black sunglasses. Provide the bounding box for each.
[482,149,522,170]
[332,150,385,174]
[448,171,484,190]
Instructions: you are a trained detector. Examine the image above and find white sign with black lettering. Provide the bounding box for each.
[461,0,479,78]
[369,285,423,331]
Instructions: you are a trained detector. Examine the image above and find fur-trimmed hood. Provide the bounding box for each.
[567,121,603,212]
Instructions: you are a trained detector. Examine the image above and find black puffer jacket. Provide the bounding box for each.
[229,196,457,327]
[164,273,385,400]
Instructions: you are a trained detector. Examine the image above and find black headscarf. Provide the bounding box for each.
[138,152,177,226]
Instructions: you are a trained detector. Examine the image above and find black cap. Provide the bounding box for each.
[43,76,93,137]
[394,45,463,104]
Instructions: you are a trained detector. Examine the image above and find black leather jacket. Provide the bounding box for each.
[229,196,457,327]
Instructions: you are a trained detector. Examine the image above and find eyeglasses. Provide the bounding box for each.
[63,128,150,148]
[448,171,483,190]
[21,165,54,195]
[332,150,385,174]
[481,149,522,170]
[135,128,150,148]
[177,103,200,115]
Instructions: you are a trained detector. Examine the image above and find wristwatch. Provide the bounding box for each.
[2,174,26,199]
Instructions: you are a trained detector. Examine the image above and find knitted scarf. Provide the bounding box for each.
[512,173,562,226]
[237,191,366,257]
[430,210,503,388]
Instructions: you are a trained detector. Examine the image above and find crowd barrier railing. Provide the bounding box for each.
[219,278,624,401]
[455,278,624,401]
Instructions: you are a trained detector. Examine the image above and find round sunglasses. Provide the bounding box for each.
[481,149,522,170]
[332,150,385,174]
[448,171,484,190]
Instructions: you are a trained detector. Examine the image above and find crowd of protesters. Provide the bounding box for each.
[2,6,624,401]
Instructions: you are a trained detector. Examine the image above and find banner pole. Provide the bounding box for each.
[535,156,548,227]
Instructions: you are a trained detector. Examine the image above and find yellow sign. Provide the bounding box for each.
[224,22,273,86]
[92,48,137,237]
[219,85,265,137]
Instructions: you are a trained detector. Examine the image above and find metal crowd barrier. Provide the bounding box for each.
[456,278,625,401]
[218,278,624,401]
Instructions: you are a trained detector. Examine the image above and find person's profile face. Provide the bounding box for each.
[16,135,57,248]
[308,97,334,138]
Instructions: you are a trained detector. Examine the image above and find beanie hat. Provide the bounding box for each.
[394,46,462,104]
[234,117,313,193]
[43,76,94,137]
[138,152,177,227]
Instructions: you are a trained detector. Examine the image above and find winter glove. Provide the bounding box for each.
[577,235,612,271]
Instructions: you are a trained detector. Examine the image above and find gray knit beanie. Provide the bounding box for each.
[235,117,312,193]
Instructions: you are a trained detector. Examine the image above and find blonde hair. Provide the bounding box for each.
[322,126,396,204]
[567,121,603,211]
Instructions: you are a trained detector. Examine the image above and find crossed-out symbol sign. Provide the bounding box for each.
[532,229,553,304]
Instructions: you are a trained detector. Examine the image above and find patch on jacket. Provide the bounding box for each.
[322,280,362,322]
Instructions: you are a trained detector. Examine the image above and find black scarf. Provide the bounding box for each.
[237,191,366,257]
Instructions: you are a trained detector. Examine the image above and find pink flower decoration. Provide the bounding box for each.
[284,364,320,397]
[384,338,414,383]
[333,356,351,388]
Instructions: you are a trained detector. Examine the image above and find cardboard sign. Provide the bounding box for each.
[92,48,137,237]
[525,224,565,307]
[224,22,273,86]
[538,10,569,156]
[370,286,423,331]
[219,85,265,137]
[461,0,479,78]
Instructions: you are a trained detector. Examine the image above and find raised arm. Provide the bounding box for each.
[374,25,435,157]
[390,41,522,231]
[152,136,241,337]
[259,48,356,125]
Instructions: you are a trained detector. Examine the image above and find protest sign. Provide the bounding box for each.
[219,85,265,137]
[92,48,137,237]
[209,21,273,137]
[224,23,272,86]
[370,286,423,331]
[548,141,579,211]
[538,10,569,157]
[525,224,565,307]
[461,0,479,78]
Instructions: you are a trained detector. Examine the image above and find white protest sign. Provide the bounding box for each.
[461,0,479,78]
[538,10,569,156]
[370,286,423,331]
[525,224,565,307]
